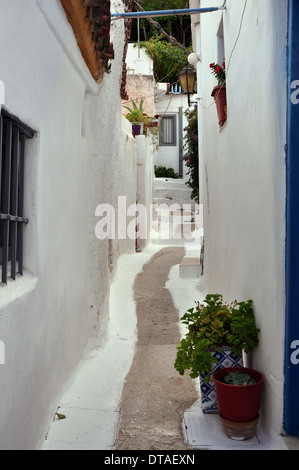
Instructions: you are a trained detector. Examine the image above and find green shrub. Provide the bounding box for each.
[174,294,260,382]
[139,34,189,84]
[155,166,179,178]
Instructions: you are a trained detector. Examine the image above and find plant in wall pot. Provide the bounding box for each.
[174,294,260,414]
[210,61,227,127]
[124,99,160,146]
[124,98,146,136]
[213,367,264,440]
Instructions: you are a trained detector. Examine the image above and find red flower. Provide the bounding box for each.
[209,60,226,85]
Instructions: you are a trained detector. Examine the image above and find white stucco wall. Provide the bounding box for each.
[0,0,137,449]
[136,135,155,250]
[123,44,155,116]
[194,0,287,434]
[126,43,154,76]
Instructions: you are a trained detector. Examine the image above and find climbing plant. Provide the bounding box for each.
[183,105,199,203]
[139,34,190,84]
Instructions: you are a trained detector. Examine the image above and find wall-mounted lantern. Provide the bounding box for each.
[178,64,196,106]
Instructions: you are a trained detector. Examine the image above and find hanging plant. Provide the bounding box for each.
[209,61,226,85]
[209,61,227,126]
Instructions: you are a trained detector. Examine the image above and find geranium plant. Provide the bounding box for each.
[209,61,226,85]
[174,294,260,382]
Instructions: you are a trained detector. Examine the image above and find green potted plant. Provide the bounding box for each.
[174,294,260,414]
[124,98,146,135]
[210,61,227,126]
[213,367,264,440]
[124,99,160,146]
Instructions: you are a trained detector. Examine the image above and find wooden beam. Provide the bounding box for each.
[60,0,102,80]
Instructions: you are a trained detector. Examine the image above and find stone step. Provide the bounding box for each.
[179,257,200,279]
[153,198,196,210]
[150,223,196,239]
[154,177,189,190]
[154,187,192,201]
[152,206,194,220]
[169,209,194,223]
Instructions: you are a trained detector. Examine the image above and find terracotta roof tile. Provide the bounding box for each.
[85,0,114,74]
[120,0,133,100]
[61,0,133,98]
[61,0,114,80]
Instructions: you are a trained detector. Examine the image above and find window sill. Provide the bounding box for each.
[0,272,38,310]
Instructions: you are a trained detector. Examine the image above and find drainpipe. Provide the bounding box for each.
[111,2,226,20]
[178,107,183,177]
[284,0,299,437]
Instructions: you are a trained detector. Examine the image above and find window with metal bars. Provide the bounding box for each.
[0,110,35,284]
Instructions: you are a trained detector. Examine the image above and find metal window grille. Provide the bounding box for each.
[159,115,177,146]
[0,110,35,284]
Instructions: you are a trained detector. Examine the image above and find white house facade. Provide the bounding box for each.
[124,43,192,179]
[154,83,191,180]
[191,0,288,437]
[0,0,140,449]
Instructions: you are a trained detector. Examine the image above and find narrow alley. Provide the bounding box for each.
[2,0,299,452]
[40,239,289,451]
[40,174,290,451]
[40,243,201,451]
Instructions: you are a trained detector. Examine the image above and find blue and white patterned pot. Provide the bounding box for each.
[199,347,243,414]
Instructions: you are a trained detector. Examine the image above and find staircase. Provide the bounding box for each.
[151,178,203,279]
[153,177,196,210]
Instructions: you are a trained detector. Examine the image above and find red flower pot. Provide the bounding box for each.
[211,85,227,126]
[213,367,264,423]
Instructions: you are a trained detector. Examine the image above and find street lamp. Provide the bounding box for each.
[178,64,196,106]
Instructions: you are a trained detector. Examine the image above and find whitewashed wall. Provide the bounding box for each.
[136,135,155,250]
[0,0,137,449]
[194,0,287,435]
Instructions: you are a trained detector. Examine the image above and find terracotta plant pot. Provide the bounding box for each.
[213,367,264,423]
[219,412,260,441]
[211,85,227,127]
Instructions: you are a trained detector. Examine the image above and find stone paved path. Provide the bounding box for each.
[115,247,198,450]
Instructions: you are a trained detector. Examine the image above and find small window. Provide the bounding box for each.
[217,18,225,66]
[159,115,177,146]
[0,110,35,284]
